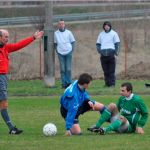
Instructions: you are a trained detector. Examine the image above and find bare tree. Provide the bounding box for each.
[30,5,45,31]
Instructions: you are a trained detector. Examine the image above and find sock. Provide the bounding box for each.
[1,109,14,130]
[96,108,111,128]
[105,119,122,133]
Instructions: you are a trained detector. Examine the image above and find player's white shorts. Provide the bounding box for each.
[110,114,130,133]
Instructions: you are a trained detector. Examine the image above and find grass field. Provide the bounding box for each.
[8,79,150,96]
[0,79,149,150]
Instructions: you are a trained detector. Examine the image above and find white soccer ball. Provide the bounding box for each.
[43,123,57,136]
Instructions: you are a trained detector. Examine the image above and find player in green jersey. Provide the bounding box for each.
[88,82,148,134]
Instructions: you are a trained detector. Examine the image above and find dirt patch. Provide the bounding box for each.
[117,61,150,79]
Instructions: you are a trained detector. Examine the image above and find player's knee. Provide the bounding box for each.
[71,124,81,135]
[94,102,104,111]
[0,101,8,109]
[108,103,117,112]
[119,116,127,123]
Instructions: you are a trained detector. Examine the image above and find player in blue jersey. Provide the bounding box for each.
[60,73,105,136]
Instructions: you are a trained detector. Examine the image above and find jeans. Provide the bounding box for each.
[58,52,72,87]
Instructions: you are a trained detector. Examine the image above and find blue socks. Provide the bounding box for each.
[1,109,14,130]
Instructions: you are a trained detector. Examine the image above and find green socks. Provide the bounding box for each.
[96,109,111,128]
[96,108,123,133]
[105,119,122,133]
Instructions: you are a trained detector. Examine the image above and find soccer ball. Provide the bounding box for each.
[43,123,57,136]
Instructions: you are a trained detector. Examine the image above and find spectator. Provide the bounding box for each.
[96,21,120,87]
[54,19,75,89]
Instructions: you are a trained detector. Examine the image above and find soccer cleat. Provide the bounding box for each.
[145,83,150,88]
[98,128,105,135]
[87,125,100,133]
[9,127,23,135]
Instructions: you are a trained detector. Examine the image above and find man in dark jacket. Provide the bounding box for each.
[96,21,120,87]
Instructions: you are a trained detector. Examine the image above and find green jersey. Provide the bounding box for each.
[117,94,148,131]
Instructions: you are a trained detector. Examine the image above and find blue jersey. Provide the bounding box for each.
[60,80,93,130]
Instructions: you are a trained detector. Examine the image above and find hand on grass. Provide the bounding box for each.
[136,127,144,134]
[64,130,72,136]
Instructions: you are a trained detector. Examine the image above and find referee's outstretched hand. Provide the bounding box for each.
[33,31,44,39]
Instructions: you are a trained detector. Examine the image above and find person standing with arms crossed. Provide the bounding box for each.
[0,29,44,134]
[96,21,120,87]
[54,19,75,89]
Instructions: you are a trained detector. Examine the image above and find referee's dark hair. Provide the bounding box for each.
[121,82,133,92]
[78,73,93,85]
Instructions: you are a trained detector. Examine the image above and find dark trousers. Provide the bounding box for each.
[100,55,116,86]
[60,101,91,124]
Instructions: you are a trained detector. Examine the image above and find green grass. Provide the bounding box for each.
[8,79,150,96]
[0,96,149,150]
[0,79,149,150]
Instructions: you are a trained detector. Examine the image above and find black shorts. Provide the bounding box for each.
[60,100,91,124]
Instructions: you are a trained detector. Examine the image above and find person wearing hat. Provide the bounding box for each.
[96,21,120,87]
